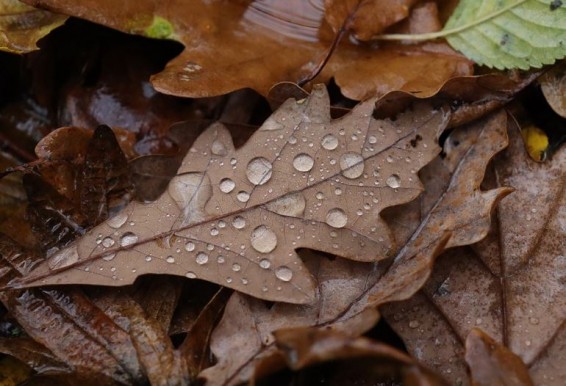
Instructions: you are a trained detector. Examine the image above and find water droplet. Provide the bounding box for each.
[226,277,233,283]
[196,252,209,265]
[326,208,348,228]
[120,232,138,247]
[211,140,227,156]
[265,192,305,217]
[241,278,249,285]
[206,244,214,251]
[145,255,152,262]
[293,153,314,172]
[217,256,226,264]
[218,220,226,228]
[232,263,241,272]
[288,136,297,144]
[185,271,197,279]
[386,174,401,188]
[230,158,237,165]
[210,228,219,236]
[275,266,293,282]
[219,178,235,193]
[525,340,532,347]
[166,256,175,263]
[409,320,419,328]
[321,134,338,150]
[185,241,195,252]
[246,157,273,185]
[339,152,364,179]
[102,253,116,261]
[102,237,115,248]
[232,216,246,229]
[184,62,202,72]
[107,212,128,228]
[237,191,250,203]
[386,155,394,163]
[259,259,271,269]
[251,225,278,253]
[316,192,324,200]
[368,135,377,144]
[334,187,342,196]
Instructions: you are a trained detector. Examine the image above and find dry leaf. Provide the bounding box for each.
[14,85,445,304]
[22,0,472,99]
[540,60,566,119]
[0,0,66,53]
[382,119,566,385]
[198,111,511,386]
[465,328,534,386]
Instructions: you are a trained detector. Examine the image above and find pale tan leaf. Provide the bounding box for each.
[540,60,566,118]
[14,85,445,305]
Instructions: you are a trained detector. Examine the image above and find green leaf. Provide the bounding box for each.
[444,0,566,70]
[375,0,566,70]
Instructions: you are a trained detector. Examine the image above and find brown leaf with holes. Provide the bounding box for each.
[382,117,566,385]
[254,327,449,385]
[0,0,66,53]
[198,110,510,386]
[22,0,472,99]
[465,328,534,386]
[13,85,445,304]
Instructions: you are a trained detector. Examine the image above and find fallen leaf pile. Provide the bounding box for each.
[0,1,565,386]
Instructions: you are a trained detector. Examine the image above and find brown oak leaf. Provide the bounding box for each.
[382,118,566,385]
[13,85,445,304]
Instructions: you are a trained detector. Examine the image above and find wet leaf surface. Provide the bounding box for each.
[22,0,472,99]
[540,60,566,119]
[382,118,566,385]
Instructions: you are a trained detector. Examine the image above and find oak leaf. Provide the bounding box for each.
[198,110,511,386]
[14,85,445,304]
[382,119,566,384]
[21,0,472,99]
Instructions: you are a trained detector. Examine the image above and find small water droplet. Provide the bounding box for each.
[386,155,394,163]
[246,157,273,185]
[232,263,241,272]
[184,61,202,72]
[259,259,271,269]
[219,178,235,193]
[230,158,237,165]
[339,152,364,179]
[102,237,115,248]
[185,271,197,279]
[206,244,214,251]
[196,252,209,265]
[241,278,249,285]
[316,192,324,200]
[386,174,401,188]
[292,153,314,172]
[409,320,419,329]
[232,216,246,229]
[120,232,138,247]
[226,277,233,283]
[102,253,116,261]
[107,212,128,229]
[334,188,342,196]
[217,256,226,263]
[166,256,175,263]
[525,340,532,347]
[326,208,348,228]
[185,241,195,252]
[218,220,226,228]
[237,191,250,203]
[288,136,297,144]
[211,140,227,156]
[210,228,219,236]
[251,225,278,253]
[321,134,338,150]
[145,255,152,262]
[275,266,293,282]
[368,135,377,144]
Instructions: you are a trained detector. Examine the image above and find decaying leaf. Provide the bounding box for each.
[21,0,472,99]
[382,119,566,385]
[540,60,566,118]
[254,327,449,385]
[198,111,511,386]
[13,85,446,304]
[0,0,66,53]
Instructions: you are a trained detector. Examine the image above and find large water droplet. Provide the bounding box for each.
[265,192,305,217]
[232,216,246,229]
[275,266,293,282]
[196,252,209,265]
[107,212,128,229]
[386,174,401,188]
[293,153,314,172]
[339,152,364,179]
[237,191,250,202]
[219,178,235,193]
[120,232,138,247]
[259,259,271,269]
[326,208,348,228]
[321,134,338,150]
[251,225,278,253]
[246,157,273,185]
[102,237,115,248]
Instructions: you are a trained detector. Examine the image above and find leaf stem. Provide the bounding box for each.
[372,0,528,41]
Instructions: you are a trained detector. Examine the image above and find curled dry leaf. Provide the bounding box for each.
[540,60,566,118]
[22,0,472,99]
[13,85,445,304]
[382,118,566,385]
[254,327,449,385]
[0,0,66,53]
[465,328,534,386]
[198,111,511,386]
